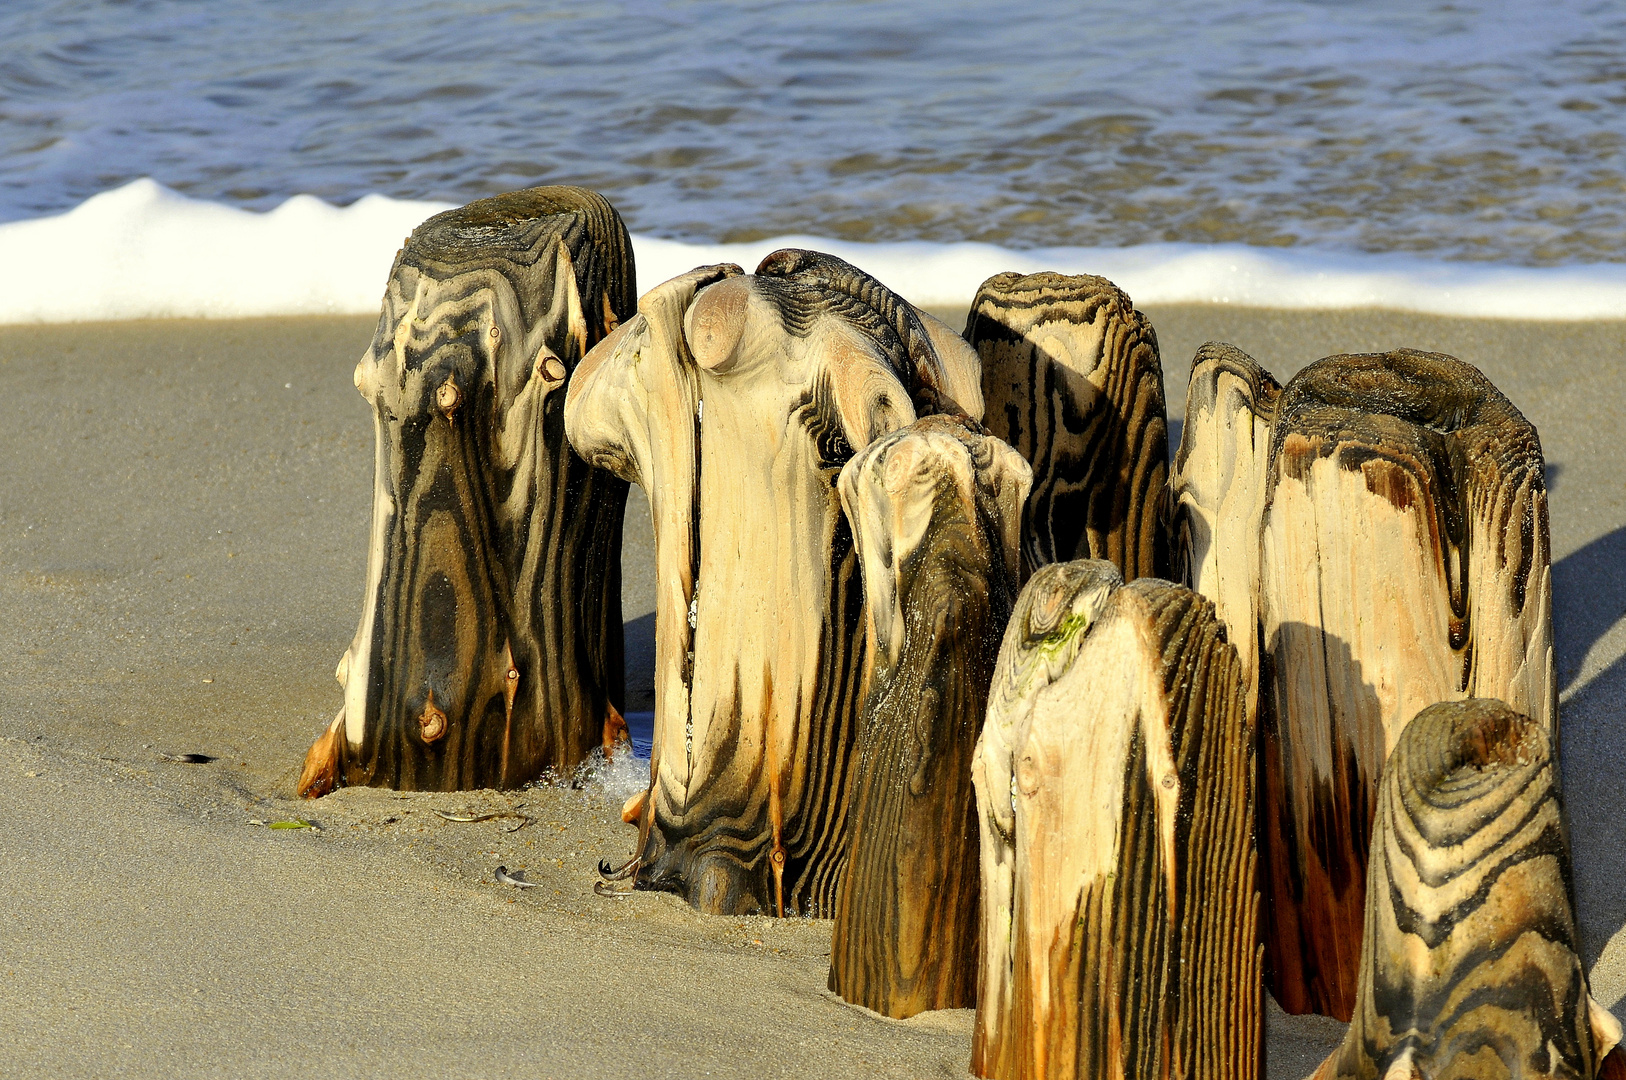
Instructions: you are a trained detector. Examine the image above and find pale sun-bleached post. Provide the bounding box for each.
[1173,346,1555,1020]
[565,250,983,916]
[971,561,1261,1080]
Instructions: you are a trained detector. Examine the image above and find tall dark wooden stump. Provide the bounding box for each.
[299,186,635,797]
[826,414,1029,1019]
[1172,345,1556,1020]
[965,272,1170,582]
[1312,698,1620,1080]
[565,249,983,916]
[972,561,1261,1080]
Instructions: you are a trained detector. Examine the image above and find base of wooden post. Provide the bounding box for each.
[1313,698,1618,1080]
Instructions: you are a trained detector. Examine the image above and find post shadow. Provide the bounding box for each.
[1261,623,1382,1020]
[1553,523,1626,693]
[1551,524,1626,975]
[622,610,655,755]
[1561,653,1626,974]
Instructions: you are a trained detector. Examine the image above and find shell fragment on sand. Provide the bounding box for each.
[493,866,543,889]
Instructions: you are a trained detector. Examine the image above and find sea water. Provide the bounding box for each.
[1,0,1624,322]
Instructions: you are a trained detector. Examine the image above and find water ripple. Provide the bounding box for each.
[1,0,1623,264]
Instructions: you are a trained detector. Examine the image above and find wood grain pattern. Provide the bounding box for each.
[1262,350,1555,1020]
[973,560,1121,1078]
[298,186,635,797]
[965,272,1169,581]
[566,249,981,915]
[1175,346,1556,1020]
[1312,698,1620,1080]
[972,562,1260,1080]
[1170,342,1282,719]
[826,414,1030,1019]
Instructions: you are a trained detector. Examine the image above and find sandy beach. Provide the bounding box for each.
[0,306,1620,1078]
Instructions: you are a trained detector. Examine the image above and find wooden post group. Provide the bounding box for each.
[302,183,1616,1080]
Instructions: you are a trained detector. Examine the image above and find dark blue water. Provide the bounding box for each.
[3,0,1624,262]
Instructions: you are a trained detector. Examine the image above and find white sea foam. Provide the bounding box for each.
[638,236,1626,322]
[567,745,649,806]
[2,180,1624,324]
[0,179,456,323]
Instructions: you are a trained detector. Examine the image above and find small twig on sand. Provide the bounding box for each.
[434,809,534,832]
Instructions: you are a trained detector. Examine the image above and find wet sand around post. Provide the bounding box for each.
[0,307,1620,1078]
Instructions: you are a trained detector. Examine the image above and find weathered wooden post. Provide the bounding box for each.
[565,249,982,916]
[965,272,1170,582]
[1170,342,1282,714]
[299,186,635,797]
[826,414,1030,1018]
[972,561,1261,1080]
[1312,698,1620,1080]
[1171,346,1556,1020]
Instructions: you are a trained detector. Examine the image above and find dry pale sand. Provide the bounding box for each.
[0,306,1620,1079]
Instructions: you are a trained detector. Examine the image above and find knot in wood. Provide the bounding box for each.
[537,350,567,384]
[1014,753,1040,796]
[435,378,461,419]
[418,689,448,743]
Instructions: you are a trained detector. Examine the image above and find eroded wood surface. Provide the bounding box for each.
[1312,698,1620,1080]
[566,249,982,915]
[1265,349,1554,1020]
[299,185,635,797]
[966,272,1169,581]
[972,562,1260,1080]
[1170,342,1282,718]
[827,414,1029,1019]
[1175,346,1556,1020]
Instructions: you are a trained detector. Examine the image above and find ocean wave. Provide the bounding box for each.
[1,180,1623,324]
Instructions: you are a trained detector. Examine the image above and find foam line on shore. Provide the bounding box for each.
[2,179,1624,324]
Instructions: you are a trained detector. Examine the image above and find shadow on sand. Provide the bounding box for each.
[1551,525,1626,971]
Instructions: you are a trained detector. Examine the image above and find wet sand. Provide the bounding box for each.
[0,307,1620,1078]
